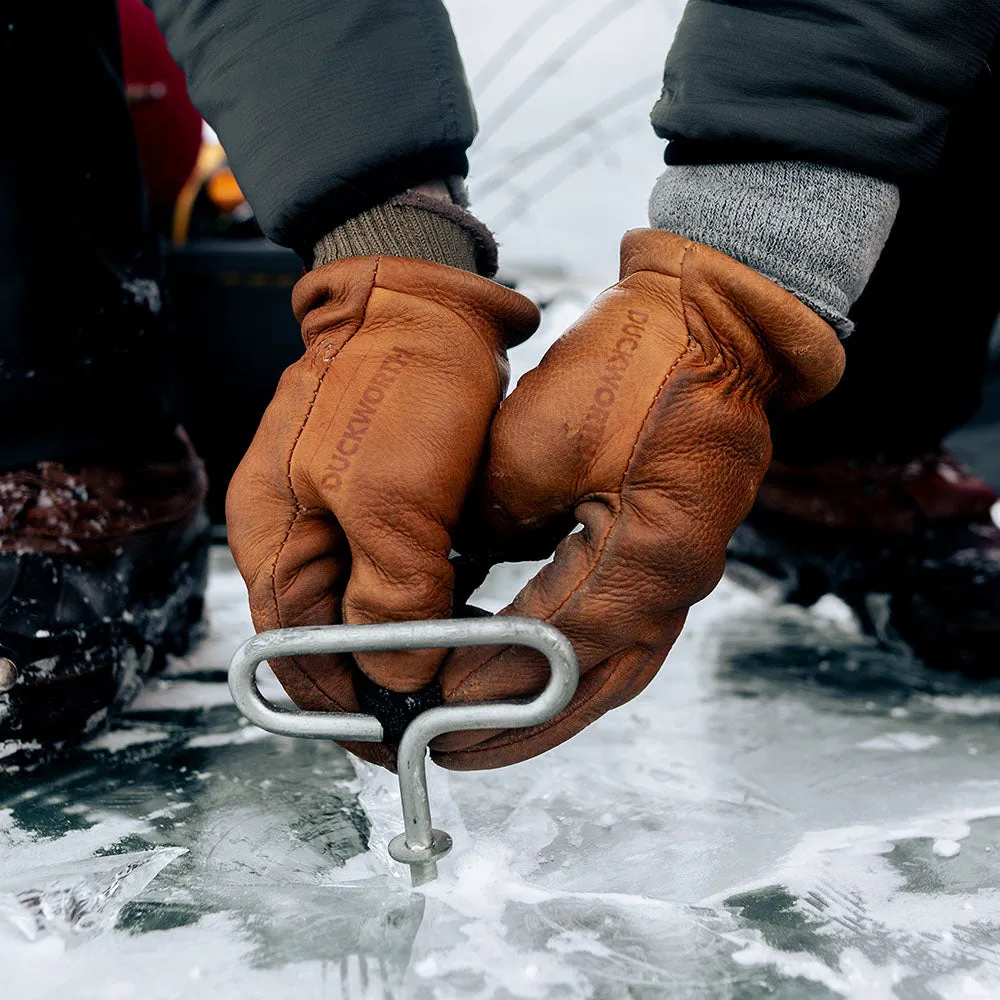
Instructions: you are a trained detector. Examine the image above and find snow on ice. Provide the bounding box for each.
[6,536,1000,997]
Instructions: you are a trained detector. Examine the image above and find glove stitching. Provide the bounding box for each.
[445,323,694,706]
[266,258,382,708]
[716,287,786,394]
[690,251,796,400]
[445,249,705,734]
[539,331,695,622]
[441,238,797,759]
[364,285,504,367]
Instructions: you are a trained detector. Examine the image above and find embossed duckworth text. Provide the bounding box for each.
[578,309,649,456]
[324,346,413,487]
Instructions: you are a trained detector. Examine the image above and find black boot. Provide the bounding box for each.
[728,452,1000,677]
[0,429,211,763]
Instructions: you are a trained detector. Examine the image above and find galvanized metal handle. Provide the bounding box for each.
[228,617,579,885]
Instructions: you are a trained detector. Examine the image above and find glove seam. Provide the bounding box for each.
[356,284,502,362]
[710,280,791,395]
[444,328,694,703]
[265,257,381,708]
[670,242,791,402]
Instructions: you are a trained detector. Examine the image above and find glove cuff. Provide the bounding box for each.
[620,228,846,409]
[312,190,499,278]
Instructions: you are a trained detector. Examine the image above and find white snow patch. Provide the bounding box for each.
[857,732,941,752]
[932,839,962,859]
[143,802,194,822]
[0,741,41,760]
[932,967,1000,999]
[185,726,270,749]
[0,811,152,880]
[705,805,1000,909]
[704,803,1000,988]
[809,593,862,633]
[126,681,233,712]
[412,919,591,997]
[928,696,1000,717]
[84,728,170,753]
[730,942,902,999]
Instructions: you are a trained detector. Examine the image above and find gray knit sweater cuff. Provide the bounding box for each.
[313,190,499,277]
[649,161,900,336]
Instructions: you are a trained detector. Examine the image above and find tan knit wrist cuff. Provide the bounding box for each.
[312,191,498,277]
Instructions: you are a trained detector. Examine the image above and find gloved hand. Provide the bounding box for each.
[434,229,845,769]
[226,255,539,767]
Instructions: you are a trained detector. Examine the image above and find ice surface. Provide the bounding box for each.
[5,546,1000,999]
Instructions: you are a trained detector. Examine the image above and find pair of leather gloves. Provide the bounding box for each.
[226,228,845,770]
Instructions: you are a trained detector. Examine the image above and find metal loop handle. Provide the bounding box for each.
[228,617,579,885]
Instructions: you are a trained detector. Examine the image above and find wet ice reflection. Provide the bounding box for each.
[3,547,1000,998]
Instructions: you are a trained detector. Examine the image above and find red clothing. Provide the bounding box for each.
[117,0,201,214]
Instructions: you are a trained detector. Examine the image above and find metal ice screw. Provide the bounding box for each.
[228,617,579,886]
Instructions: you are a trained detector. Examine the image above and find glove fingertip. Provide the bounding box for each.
[354,671,443,745]
[353,646,447,695]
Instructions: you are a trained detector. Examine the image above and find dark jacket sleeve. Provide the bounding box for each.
[653,0,1000,183]
[147,0,476,254]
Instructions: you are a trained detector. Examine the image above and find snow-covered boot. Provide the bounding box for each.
[0,429,210,763]
[728,451,1000,676]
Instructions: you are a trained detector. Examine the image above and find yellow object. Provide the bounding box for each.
[172,143,246,245]
[206,169,245,215]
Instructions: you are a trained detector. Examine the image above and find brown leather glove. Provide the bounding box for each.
[434,229,846,769]
[226,255,539,766]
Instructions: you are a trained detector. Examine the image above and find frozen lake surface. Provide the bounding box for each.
[5,542,1000,1000]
